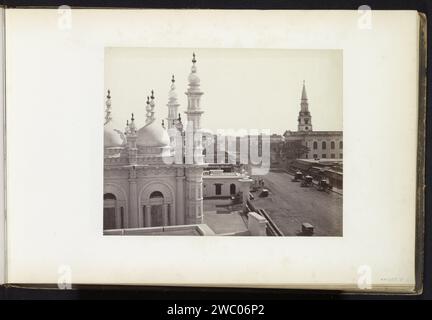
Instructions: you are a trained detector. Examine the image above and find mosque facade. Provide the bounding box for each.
[103,54,206,231]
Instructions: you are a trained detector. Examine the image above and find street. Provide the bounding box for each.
[252,170,343,236]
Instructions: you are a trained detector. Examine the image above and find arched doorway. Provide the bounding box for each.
[103,185,127,230]
[150,191,164,227]
[103,193,116,229]
[230,183,236,195]
[139,182,175,228]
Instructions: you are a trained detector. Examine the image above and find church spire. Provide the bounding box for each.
[297,80,312,132]
[301,80,308,101]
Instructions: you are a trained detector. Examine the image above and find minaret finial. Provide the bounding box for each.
[146,91,155,124]
[192,52,196,64]
[128,113,137,134]
[172,74,175,83]
[124,119,130,135]
[104,89,112,125]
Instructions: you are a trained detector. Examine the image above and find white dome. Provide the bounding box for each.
[104,121,124,147]
[136,120,170,147]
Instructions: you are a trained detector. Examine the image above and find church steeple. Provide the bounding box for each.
[298,80,312,132]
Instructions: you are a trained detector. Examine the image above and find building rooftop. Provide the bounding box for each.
[284,130,343,137]
[104,224,215,236]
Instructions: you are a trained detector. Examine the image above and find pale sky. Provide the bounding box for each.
[105,48,342,135]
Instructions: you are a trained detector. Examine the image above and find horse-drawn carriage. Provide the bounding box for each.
[291,171,303,182]
[317,179,333,192]
[300,175,313,187]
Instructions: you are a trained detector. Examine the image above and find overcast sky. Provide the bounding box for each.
[105,48,342,135]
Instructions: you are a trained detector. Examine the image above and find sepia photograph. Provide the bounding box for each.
[3,7,423,292]
[103,48,343,236]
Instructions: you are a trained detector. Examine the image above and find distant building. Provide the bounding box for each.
[270,134,284,165]
[283,81,343,160]
[202,169,243,198]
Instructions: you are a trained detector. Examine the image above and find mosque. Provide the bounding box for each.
[103,53,259,236]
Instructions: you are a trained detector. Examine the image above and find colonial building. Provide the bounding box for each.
[203,169,243,198]
[283,81,343,160]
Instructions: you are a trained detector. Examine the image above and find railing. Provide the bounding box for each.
[246,200,284,236]
[203,171,240,177]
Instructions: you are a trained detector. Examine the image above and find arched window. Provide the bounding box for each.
[104,193,116,200]
[230,184,236,195]
[331,141,335,149]
[339,141,343,149]
[150,191,164,198]
[215,184,222,195]
[322,141,327,150]
[313,141,318,150]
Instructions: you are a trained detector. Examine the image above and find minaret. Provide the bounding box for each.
[126,113,138,164]
[167,75,180,129]
[297,80,312,132]
[145,91,156,125]
[183,53,204,225]
[104,90,112,125]
[185,53,204,131]
[125,113,138,228]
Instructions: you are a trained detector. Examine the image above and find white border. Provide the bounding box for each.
[5,9,419,290]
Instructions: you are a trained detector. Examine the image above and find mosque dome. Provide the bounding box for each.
[104,121,124,147]
[136,120,170,147]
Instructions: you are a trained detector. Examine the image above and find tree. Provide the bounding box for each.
[281,140,309,160]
